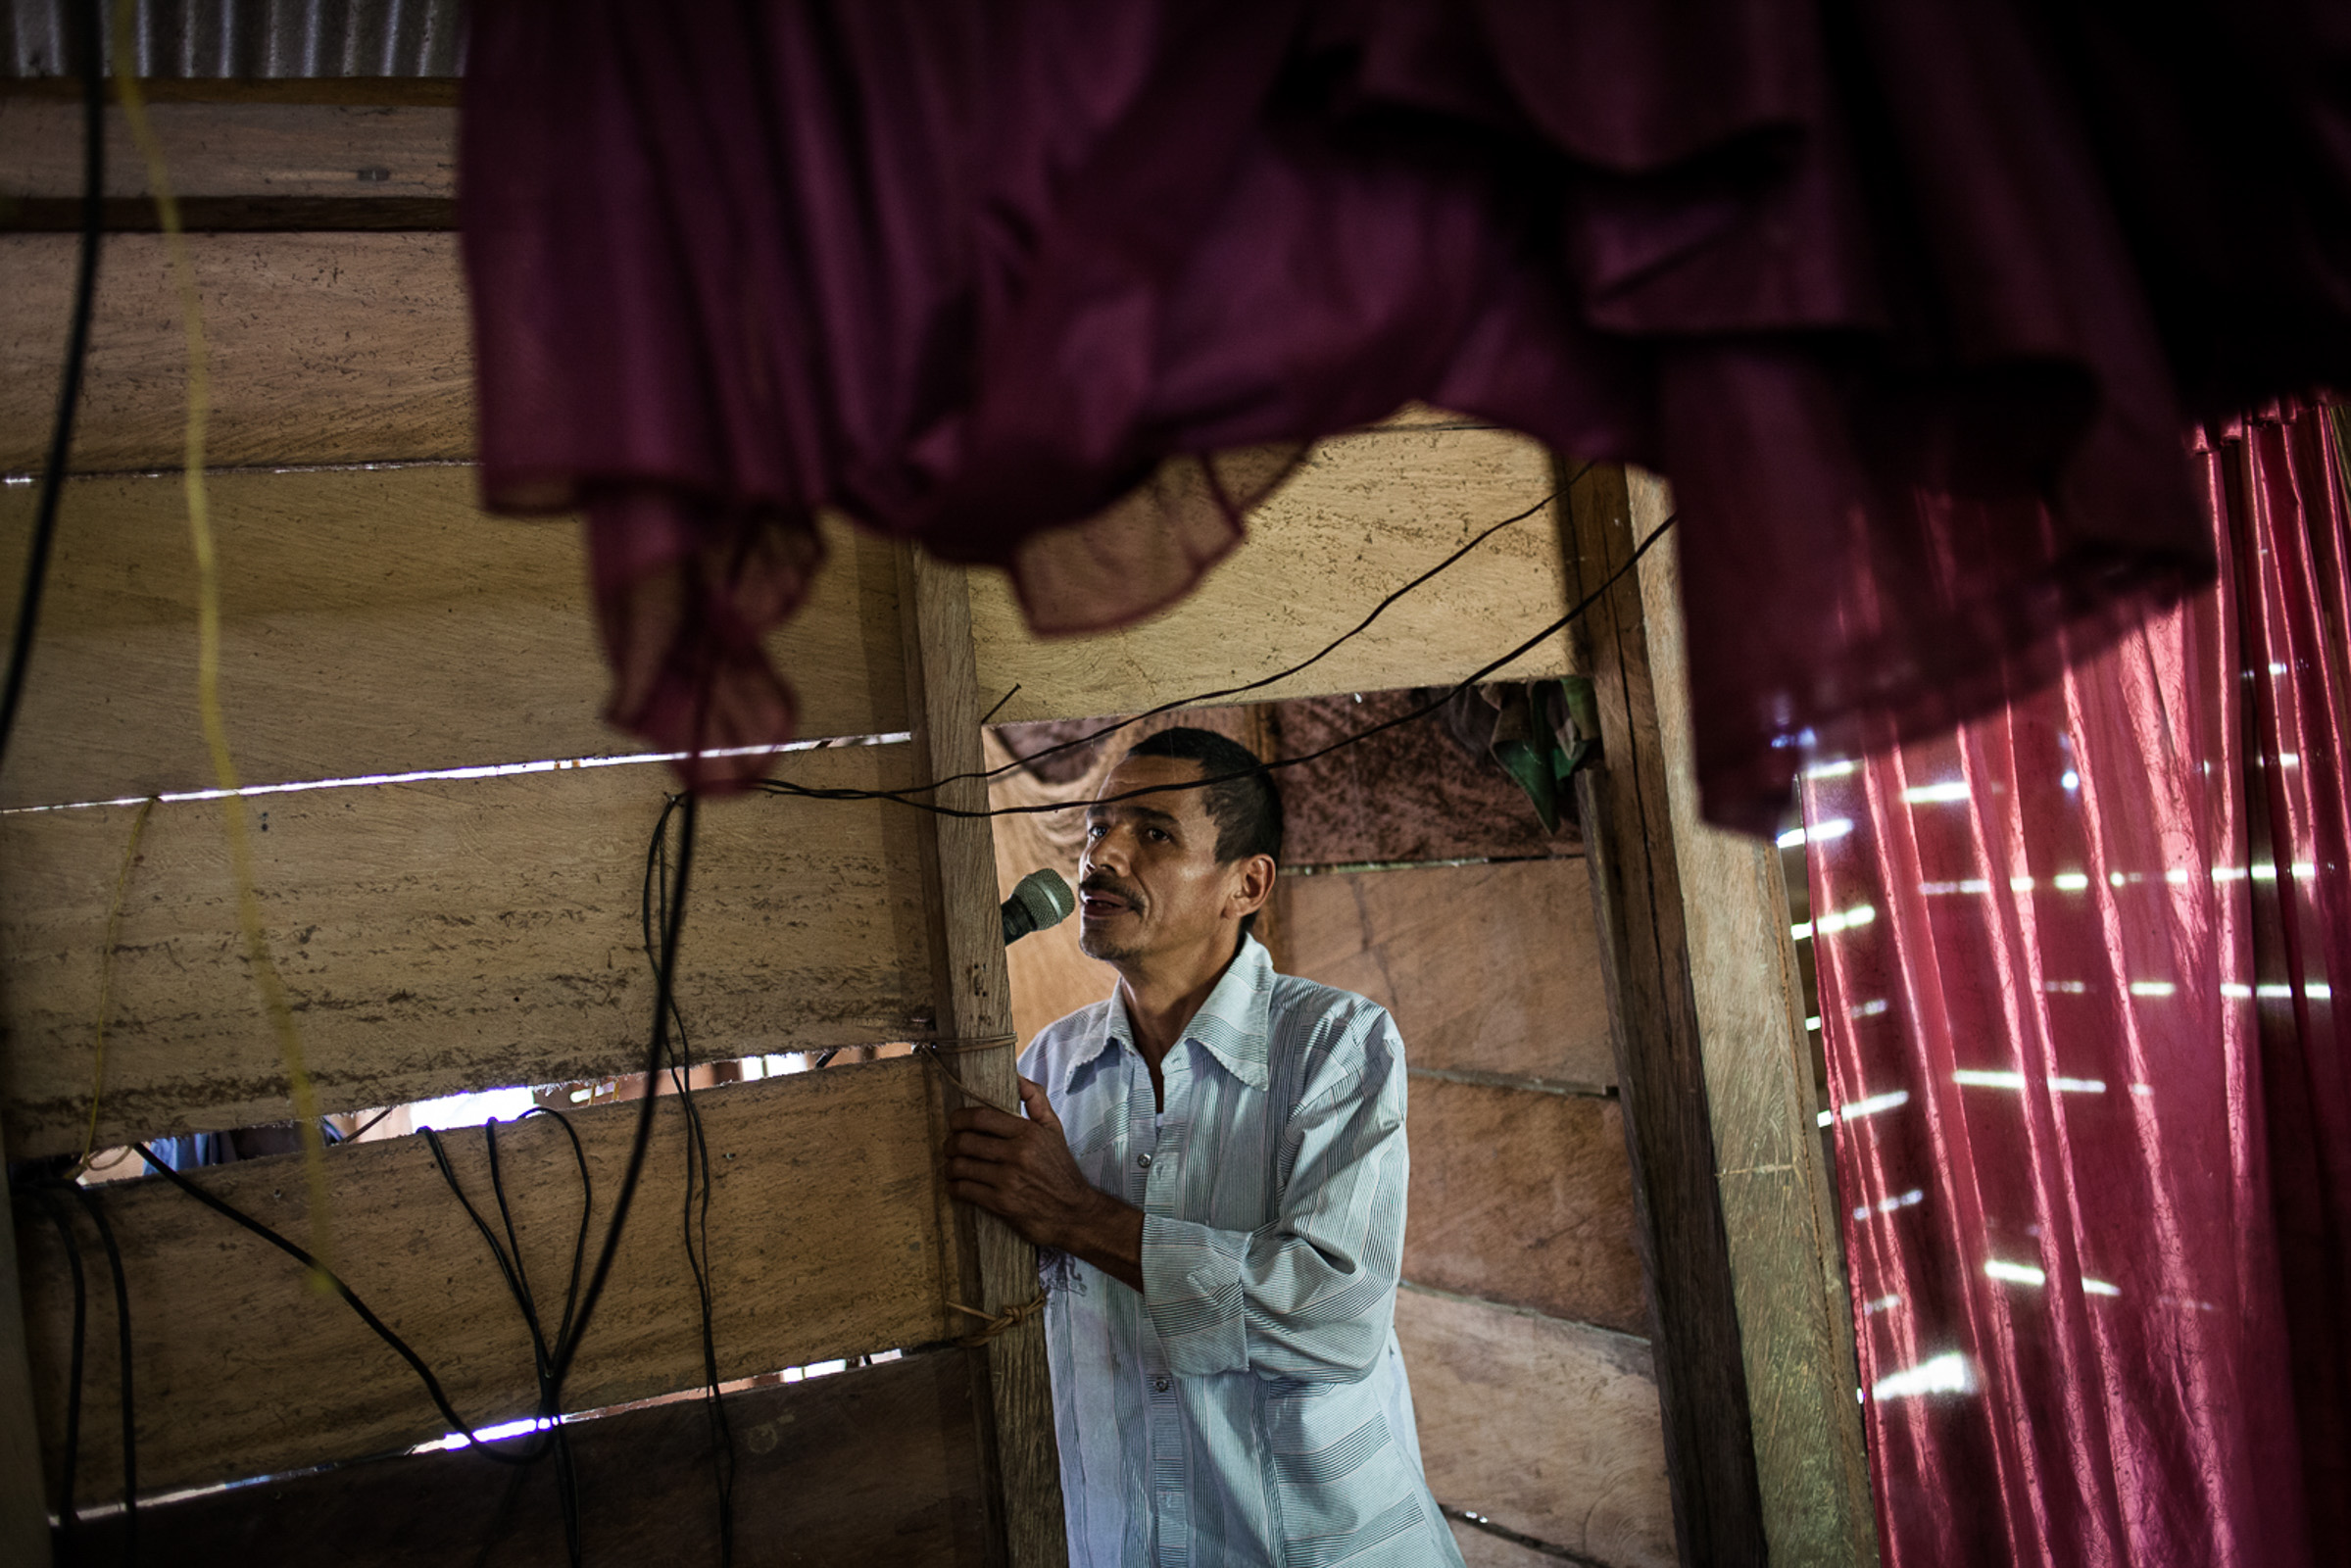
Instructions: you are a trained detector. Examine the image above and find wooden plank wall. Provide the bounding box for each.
[986,694,1677,1568]
[66,1348,996,1568]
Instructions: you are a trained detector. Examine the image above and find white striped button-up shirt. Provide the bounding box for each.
[1021,936,1465,1568]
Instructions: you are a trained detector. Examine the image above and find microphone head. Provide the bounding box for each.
[1012,868,1076,932]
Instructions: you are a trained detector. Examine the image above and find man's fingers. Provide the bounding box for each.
[945,1127,1019,1162]
[1016,1075,1062,1131]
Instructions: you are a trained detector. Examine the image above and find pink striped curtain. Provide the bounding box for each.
[1802,402,2350,1567]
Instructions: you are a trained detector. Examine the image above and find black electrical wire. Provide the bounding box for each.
[550,789,698,1393]
[424,1109,592,1564]
[757,510,1675,823]
[0,0,106,779]
[67,1184,134,1563]
[127,1143,552,1467]
[951,473,1584,792]
[24,1187,86,1563]
[643,793,736,1566]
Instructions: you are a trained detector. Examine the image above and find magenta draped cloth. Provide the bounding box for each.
[1804,400,2350,1567]
[460,2,2351,833]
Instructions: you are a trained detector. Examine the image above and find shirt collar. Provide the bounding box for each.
[1060,934,1276,1097]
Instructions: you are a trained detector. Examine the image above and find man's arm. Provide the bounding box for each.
[950,1010,1410,1385]
[946,1078,1146,1293]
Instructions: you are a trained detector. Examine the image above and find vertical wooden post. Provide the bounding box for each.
[1,1128,57,1567]
[1628,470,1879,1568]
[1558,459,1768,1568]
[898,545,1068,1568]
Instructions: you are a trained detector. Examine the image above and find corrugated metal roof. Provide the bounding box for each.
[4,0,464,78]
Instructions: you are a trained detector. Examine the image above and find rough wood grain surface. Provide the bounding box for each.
[1278,860,1614,1091]
[13,1062,955,1498]
[1403,1077,1645,1335]
[900,549,1067,1568]
[62,1349,992,1567]
[0,100,455,199]
[1630,478,1879,1568]
[1559,459,1763,1568]
[1265,692,1583,865]
[0,467,905,808]
[970,428,1572,724]
[1399,1285,1676,1568]
[1,748,935,1156]
[0,232,472,471]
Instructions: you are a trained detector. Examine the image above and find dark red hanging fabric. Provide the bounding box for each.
[1802,401,2350,1567]
[460,1,2351,833]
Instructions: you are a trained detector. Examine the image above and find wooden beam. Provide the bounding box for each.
[969,427,1570,723]
[0,100,456,200]
[1628,472,1880,1568]
[1557,458,1765,1568]
[899,547,1066,1568]
[0,467,906,809]
[60,1348,992,1567]
[0,232,472,472]
[12,1060,957,1499]
[1,746,936,1156]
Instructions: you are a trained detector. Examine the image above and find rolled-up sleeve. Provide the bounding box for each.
[1141,1015,1409,1383]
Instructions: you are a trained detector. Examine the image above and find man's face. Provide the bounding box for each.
[1077,755,1246,965]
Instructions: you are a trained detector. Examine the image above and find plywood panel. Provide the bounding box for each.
[1279,861,1614,1091]
[1,746,935,1156]
[970,427,1572,724]
[1404,1076,1645,1335]
[0,232,471,471]
[0,100,456,199]
[0,466,906,808]
[62,1349,992,1567]
[1397,1285,1676,1568]
[15,1060,957,1498]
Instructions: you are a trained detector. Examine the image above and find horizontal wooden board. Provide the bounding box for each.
[1280,860,1614,1091]
[0,100,457,199]
[14,1059,961,1497]
[1,746,936,1156]
[970,426,1574,722]
[1404,1077,1645,1335]
[1447,1520,1574,1568]
[62,1348,991,1567]
[0,231,472,471]
[1397,1285,1676,1568]
[0,466,906,808]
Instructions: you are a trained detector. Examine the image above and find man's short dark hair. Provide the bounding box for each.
[1124,726,1283,936]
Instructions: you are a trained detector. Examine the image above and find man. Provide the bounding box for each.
[947,727,1466,1567]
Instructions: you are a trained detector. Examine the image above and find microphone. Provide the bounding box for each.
[1001,868,1076,947]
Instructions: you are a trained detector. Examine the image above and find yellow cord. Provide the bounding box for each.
[113,11,337,1283]
[68,794,156,1181]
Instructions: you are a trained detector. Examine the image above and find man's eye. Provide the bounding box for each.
[1085,822,1105,839]
[1146,828,1169,843]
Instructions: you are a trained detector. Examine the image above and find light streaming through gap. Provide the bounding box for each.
[1953,1069,2107,1094]
[0,735,914,817]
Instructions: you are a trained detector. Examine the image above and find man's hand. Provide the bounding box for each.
[947,1077,1144,1293]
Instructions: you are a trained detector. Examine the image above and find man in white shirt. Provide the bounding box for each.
[946,727,1464,1567]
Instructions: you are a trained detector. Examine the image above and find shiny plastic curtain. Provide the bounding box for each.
[1802,401,2350,1568]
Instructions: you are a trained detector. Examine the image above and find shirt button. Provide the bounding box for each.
[1152,1376,1170,1394]
[1136,1152,1152,1169]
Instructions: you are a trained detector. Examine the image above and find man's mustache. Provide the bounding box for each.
[1079,873,1142,908]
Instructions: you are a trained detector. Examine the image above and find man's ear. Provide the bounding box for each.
[1228,854,1277,922]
